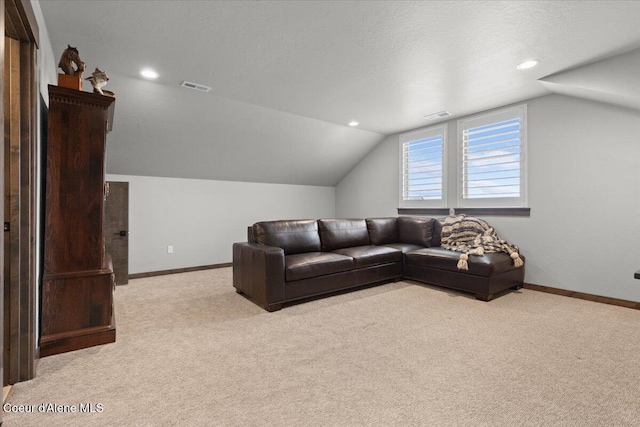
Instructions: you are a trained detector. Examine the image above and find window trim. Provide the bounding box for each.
[397,207,530,217]
[456,104,528,208]
[398,124,447,208]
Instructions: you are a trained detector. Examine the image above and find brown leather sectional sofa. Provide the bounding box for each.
[232,217,525,312]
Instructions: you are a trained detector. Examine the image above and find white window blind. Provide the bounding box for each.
[399,125,446,207]
[458,105,527,207]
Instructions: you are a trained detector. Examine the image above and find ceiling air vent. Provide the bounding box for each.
[180,81,212,93]
[424,111,451,120]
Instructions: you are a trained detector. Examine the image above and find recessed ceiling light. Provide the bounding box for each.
[140,68,159,79]
[348,121,359,127]
[516,60,539,70]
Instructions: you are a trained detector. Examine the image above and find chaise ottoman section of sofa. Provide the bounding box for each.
[404,247,525,301]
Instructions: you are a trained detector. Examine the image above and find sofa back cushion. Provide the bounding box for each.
[366,218,398,245]
[318,219,370,251]
[253,220,321,255]
[431,218,445,247]
[398,216,435,247]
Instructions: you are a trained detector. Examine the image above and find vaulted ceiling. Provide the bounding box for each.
[38,1,640,186]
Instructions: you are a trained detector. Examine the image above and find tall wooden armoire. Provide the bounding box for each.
[40,85,116,357]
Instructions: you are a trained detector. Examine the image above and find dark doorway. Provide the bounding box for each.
[105,181,129,285]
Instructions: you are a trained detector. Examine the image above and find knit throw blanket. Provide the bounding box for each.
[440,214,524,270]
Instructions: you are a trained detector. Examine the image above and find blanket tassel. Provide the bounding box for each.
[511,252,524,268]
[457,254,469,270]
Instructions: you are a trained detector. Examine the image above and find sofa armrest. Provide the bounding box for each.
[232,242,285,311]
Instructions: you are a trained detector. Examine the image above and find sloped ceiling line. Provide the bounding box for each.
[538,47,640,111]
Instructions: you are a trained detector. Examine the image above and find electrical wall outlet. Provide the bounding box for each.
[167,245,174,254]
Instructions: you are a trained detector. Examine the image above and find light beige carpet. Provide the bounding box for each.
[4,268,640,426]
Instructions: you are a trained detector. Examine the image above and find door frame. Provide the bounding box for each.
[1,3,5,414]
[3,0,40,388]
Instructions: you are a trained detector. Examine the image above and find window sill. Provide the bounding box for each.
[397,208,450,216]
[397,207,530,217]
[455,207,530,217]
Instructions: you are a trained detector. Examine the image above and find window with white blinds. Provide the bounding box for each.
[458,105,527,207]
[399,125,446,207]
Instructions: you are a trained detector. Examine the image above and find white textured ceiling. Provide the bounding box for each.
[38,1,640,186]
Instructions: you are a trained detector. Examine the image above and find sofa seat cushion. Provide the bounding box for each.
[381,242,425,254]
[285,252,354,282]
[332,245,402,268]
[405,247,524,277]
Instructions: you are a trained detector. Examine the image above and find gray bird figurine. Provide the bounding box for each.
[86,68,109,95]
